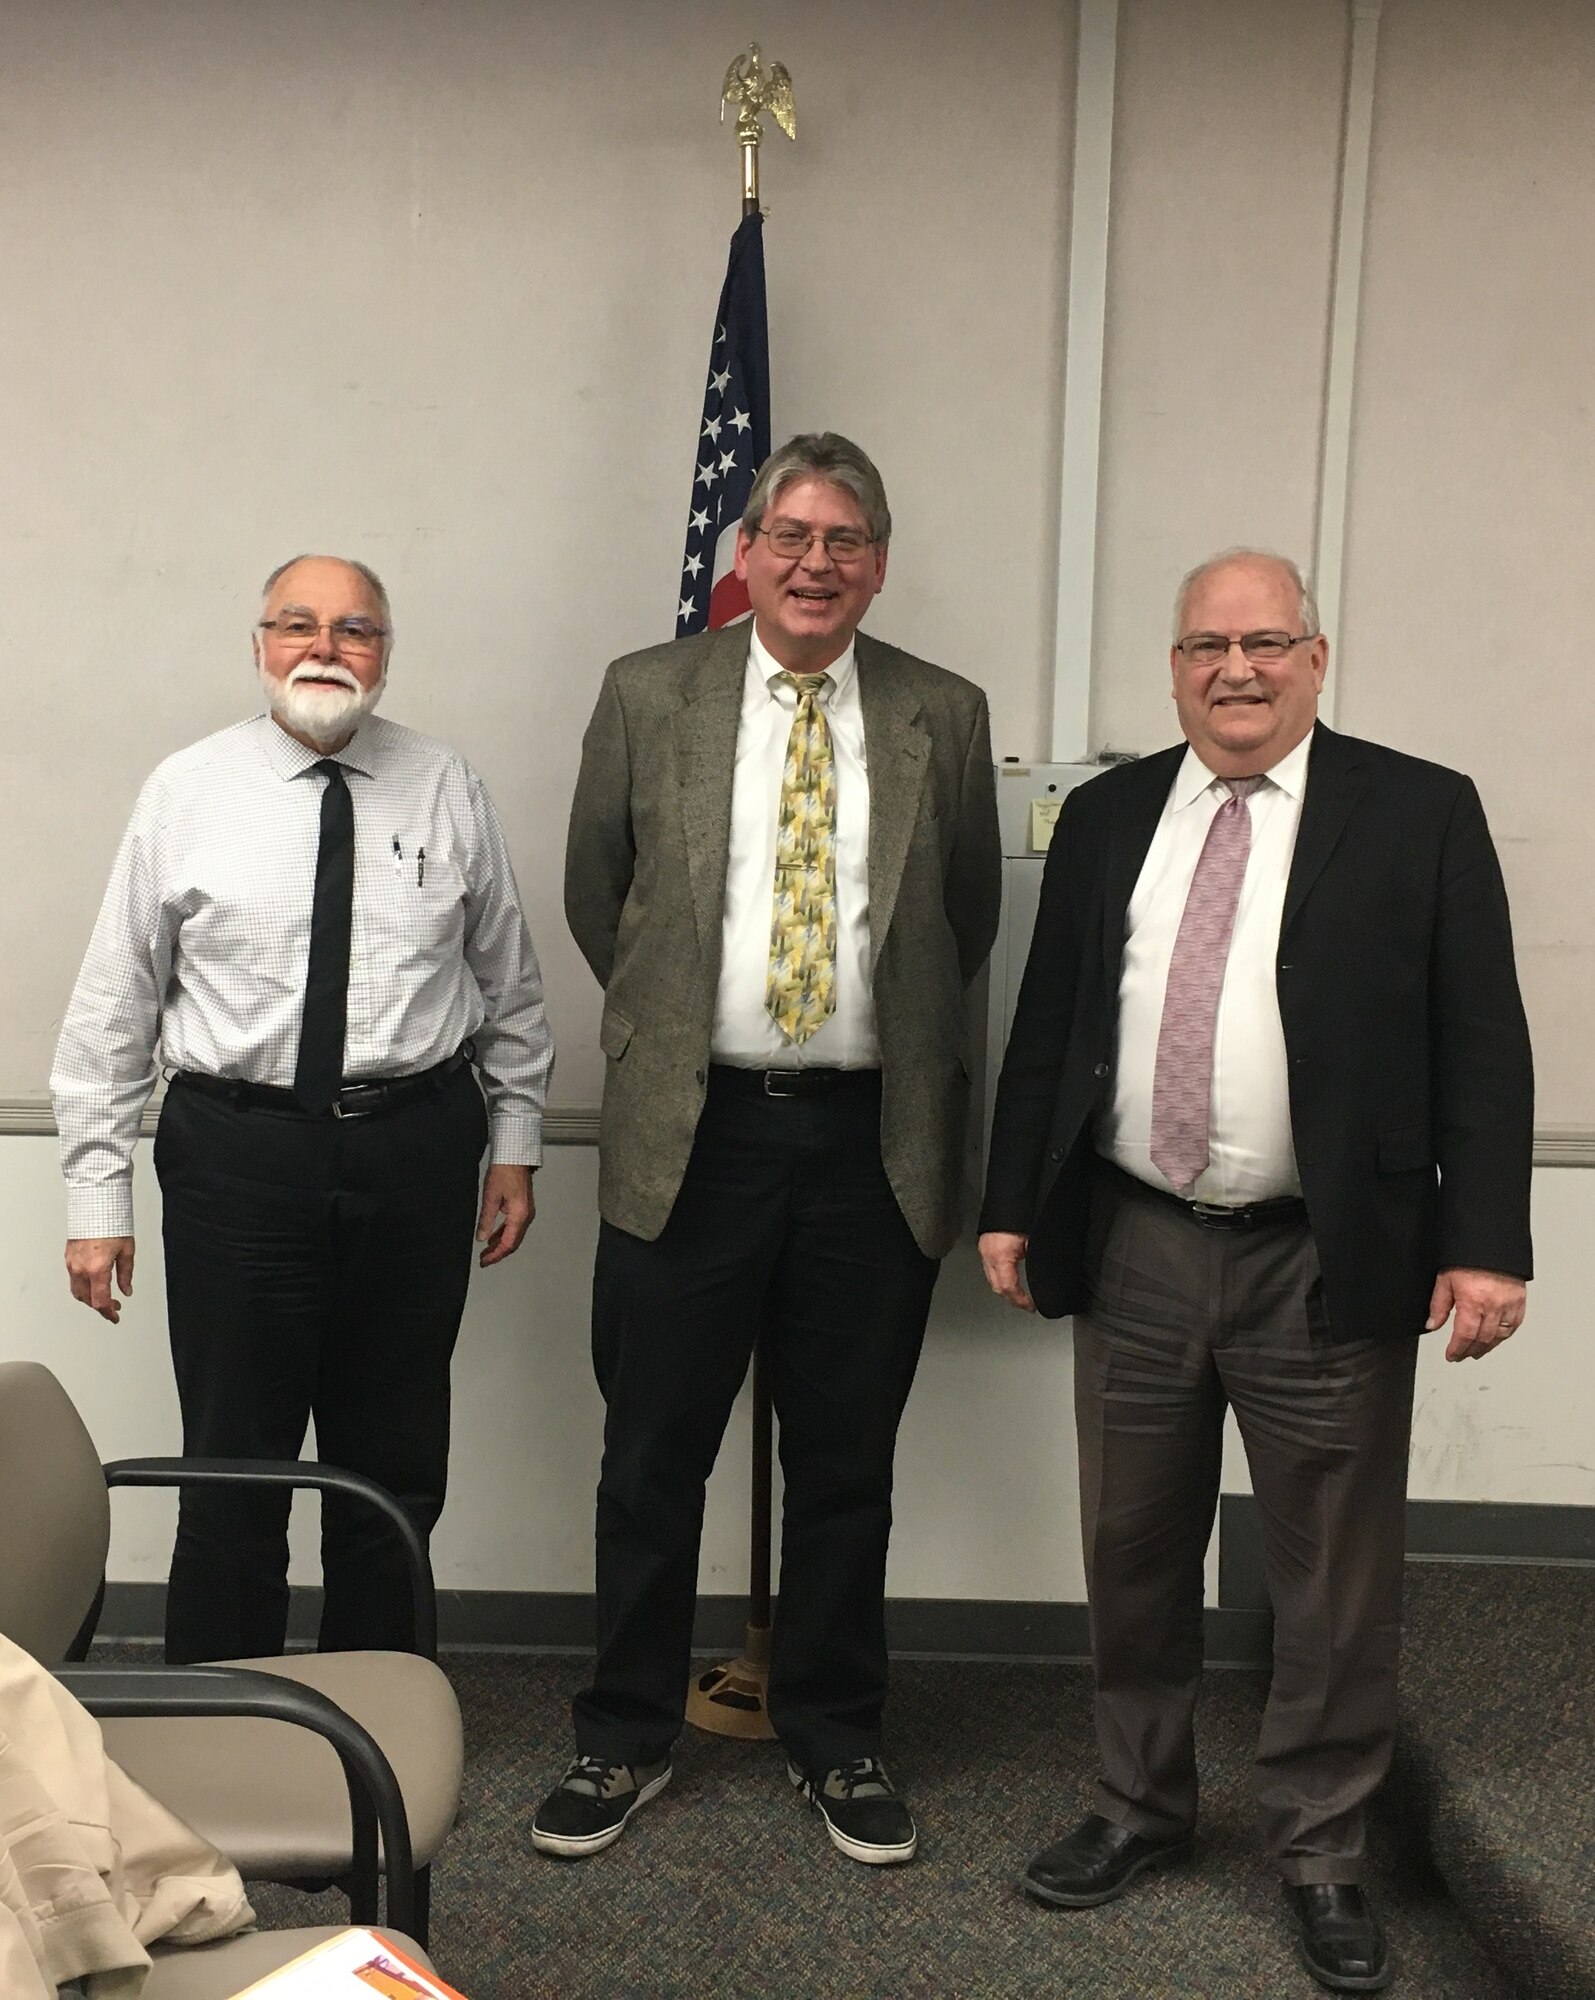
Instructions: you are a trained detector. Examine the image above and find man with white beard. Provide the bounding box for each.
[52,555,552,1661]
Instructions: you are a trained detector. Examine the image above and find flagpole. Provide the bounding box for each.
[684,44,793,1743]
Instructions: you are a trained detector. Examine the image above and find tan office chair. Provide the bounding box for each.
[0,1361,462,1945]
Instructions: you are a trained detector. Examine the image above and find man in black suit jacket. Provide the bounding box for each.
[980,550,1532,1994]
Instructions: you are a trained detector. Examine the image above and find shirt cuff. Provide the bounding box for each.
[67,1180,136,1241]
[489,1111,542,1170]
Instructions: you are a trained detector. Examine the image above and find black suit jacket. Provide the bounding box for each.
[980,725,1534,1335]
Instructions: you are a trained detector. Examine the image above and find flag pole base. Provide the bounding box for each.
[686,1623,776,1740]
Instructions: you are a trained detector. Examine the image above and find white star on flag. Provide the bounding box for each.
[674,213,770,634]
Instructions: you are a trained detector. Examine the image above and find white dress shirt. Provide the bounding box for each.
[52,712,553,1238]
[1099,728,1314,1204]
[710,629,880,1068]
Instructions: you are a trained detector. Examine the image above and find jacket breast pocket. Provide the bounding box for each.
[1378,1125,1433,1174]
[599,1007,634,1061]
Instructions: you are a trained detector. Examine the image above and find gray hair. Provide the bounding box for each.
[260,554,392,626]
[742,432,892,547]
[1172,548,1319,640]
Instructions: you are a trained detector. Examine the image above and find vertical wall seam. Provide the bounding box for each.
[1313,0,1385,721]
[1050,0,1121,762]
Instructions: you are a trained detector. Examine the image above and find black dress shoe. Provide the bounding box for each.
[1022,1812,1193,1907]
[1284,1883,1391,1992]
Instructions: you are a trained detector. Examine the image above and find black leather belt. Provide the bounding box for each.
[1109,1161,1306,1231]
[173,1049,470,1120]
[708,1064,882,1100]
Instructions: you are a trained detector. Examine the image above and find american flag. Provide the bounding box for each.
[676,211,771,634]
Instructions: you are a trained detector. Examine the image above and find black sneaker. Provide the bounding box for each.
[530,1754,671,1858]
[788,1756,918,1865]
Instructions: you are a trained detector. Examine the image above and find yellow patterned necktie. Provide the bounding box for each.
[766,671,838,1044]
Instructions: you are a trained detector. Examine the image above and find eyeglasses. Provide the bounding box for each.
[755,525,876,564]
[1174,630,1320,666]
[259,616,389,656]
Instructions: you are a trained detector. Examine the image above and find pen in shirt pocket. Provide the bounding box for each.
[417,847,426,887]
[392,836,403,872]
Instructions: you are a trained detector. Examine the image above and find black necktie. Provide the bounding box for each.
[294,760,355,1113]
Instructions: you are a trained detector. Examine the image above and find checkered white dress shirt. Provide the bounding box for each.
[52,712,554,1238]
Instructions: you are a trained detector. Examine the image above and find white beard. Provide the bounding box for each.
[260,661,386,748]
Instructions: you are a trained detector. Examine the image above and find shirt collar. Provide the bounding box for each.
[257,711,378,781]
[1172,723,1315,811]
[748,624,856,703]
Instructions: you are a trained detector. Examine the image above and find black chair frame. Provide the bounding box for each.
[57,1663,417,1935]
[70,1456,442,1942]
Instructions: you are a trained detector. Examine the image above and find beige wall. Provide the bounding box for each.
[4,0,1587,1111]
[1089,0,1594,1118]
[2,1,1591,1599]
[0,0,1072,1108]
[1338,0,1595,1120]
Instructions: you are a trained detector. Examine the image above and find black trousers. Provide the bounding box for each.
[1077,1163,1419,1883]
[154,1066,487,1663]
[573,1068,939,1776]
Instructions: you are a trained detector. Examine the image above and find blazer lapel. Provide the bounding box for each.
[1100,746,1184,986]
[673,627,748,956]
[1282,724,1369,936]
[857,635,931,975]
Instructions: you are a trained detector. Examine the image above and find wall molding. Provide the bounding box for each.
[3,1097,1591,1166]
[0,1095,602,1146]
[1219,1495,1595,1612]
[89,1498,1593,1658]
[92,1584,1275,1669]
[9,1104,1595,1168]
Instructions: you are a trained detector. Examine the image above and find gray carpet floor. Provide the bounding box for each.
[1396,1564,1595,1999]
[249,1653,1512,1999]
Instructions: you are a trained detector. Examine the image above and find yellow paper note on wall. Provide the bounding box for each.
[1029,798,1063,853]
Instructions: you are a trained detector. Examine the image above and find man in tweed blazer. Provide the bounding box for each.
[535,434,1000,1867]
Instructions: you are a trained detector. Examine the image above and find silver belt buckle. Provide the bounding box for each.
[332,1083,383,1119]
[763,1071,802,1098]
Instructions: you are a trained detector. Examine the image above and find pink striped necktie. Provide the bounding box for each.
[1148,776,1266,1194]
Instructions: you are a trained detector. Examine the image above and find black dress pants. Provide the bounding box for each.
[573,1068,939,1776]
[154,1067,487,1663]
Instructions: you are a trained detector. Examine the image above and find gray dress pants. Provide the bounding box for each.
[1075,1163,1419,1884]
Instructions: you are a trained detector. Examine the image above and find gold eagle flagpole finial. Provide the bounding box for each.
[721,43,795,216]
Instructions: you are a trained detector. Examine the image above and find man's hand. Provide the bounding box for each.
[65,1238,136,1323]
[979,1231,1036,1312]
[476,1164,535,1268]
[1427,1267,1527,1361]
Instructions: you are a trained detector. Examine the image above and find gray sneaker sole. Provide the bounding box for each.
[1020,1833,1193,1908]
[530,1765,672,1859]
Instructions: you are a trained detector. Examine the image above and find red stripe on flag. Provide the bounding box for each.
[707,572,752,629]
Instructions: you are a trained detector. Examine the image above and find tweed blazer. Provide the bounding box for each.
[564,625,1002,1258]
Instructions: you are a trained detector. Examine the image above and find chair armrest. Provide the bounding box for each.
[100,1457,437,1659]
[58,1661,415,1935]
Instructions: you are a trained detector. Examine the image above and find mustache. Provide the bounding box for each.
[286,663,363,694]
